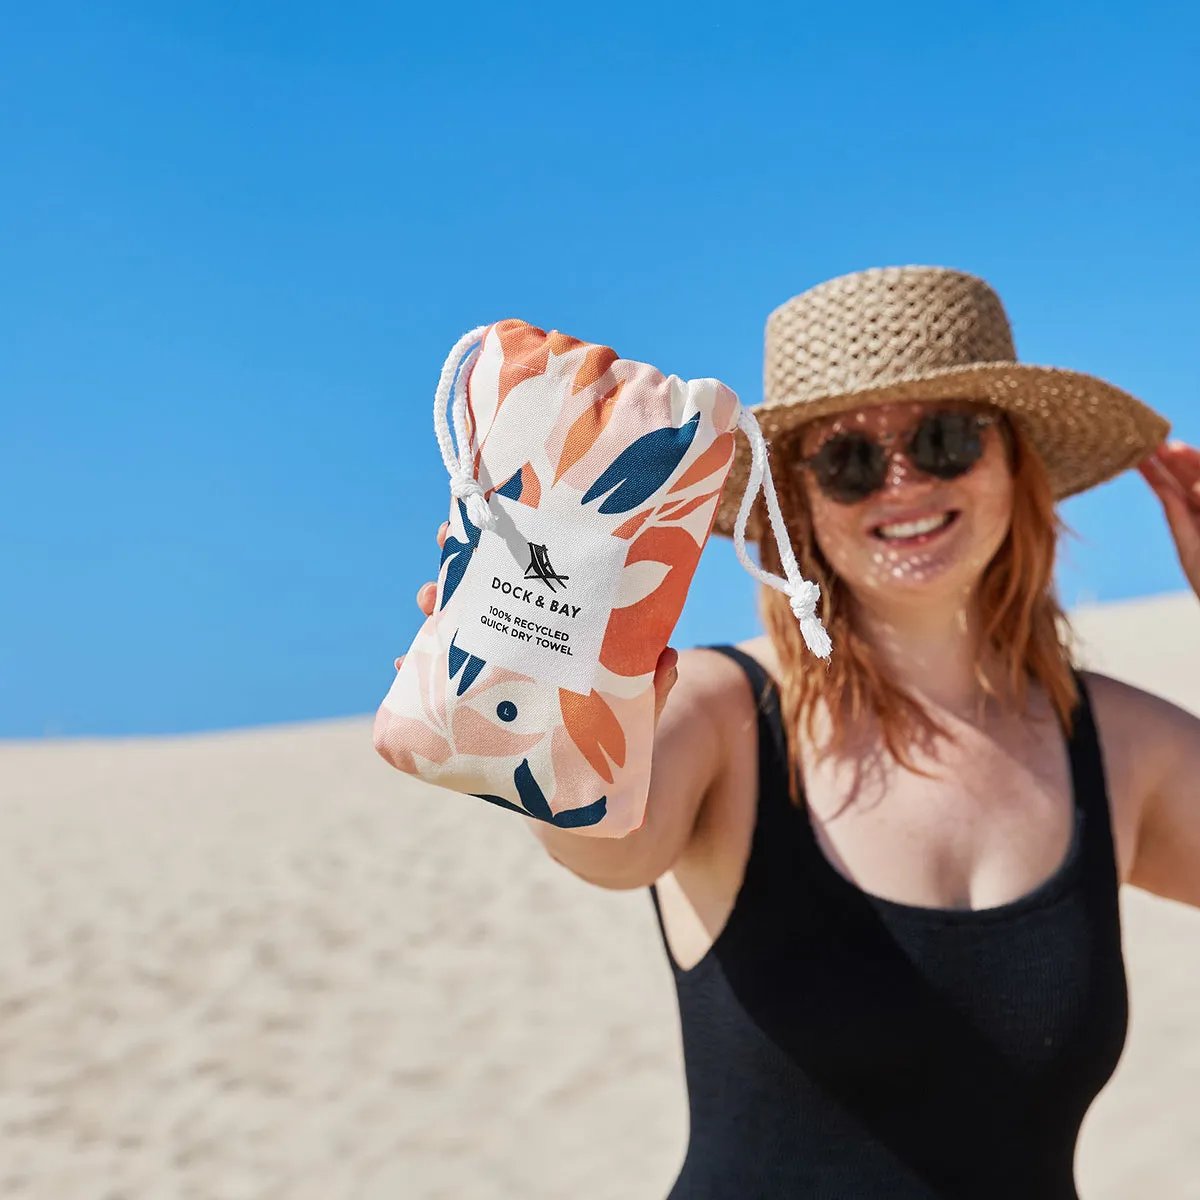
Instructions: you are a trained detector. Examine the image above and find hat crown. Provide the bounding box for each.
[764,266,1017,407]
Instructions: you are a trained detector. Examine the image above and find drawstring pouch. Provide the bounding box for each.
[374,320,830,837]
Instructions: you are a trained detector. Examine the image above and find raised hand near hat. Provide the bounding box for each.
[1139,441,1200,597]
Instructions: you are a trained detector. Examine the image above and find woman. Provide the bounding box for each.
[407,266,1200,1197]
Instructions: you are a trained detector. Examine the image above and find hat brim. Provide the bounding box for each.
[712,361,1170,540]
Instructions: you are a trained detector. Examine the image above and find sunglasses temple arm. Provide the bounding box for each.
[732,410,832,660]
[434,326,498,532]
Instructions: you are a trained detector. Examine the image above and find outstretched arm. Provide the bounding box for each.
[399,522,725,890]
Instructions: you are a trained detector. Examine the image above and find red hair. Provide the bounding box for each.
[758,413,1078,805]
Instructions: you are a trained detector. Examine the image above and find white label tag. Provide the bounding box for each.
[453,495,629,695]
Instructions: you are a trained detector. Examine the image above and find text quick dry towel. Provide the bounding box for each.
[374,320,830,837]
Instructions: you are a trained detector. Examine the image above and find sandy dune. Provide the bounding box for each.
[0,593,1197,1199]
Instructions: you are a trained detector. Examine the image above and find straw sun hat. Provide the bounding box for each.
[712,265,1170,541]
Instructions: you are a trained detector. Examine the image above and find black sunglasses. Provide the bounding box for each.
[799,410,998,505]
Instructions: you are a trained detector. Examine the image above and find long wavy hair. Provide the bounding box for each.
[757,411,1079,807]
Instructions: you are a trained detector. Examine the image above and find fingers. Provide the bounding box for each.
[1144,444,1200,505]
[1139,458,1191,532]
[1139,456,1181,499]
[400,522,452,672]
[1140,449,1200,593]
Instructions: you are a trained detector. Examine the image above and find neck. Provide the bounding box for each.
[851,590,997,717]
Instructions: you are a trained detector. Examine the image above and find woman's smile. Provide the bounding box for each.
[869,508,961,545]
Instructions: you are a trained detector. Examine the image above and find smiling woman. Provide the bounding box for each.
[511,265,1200,1199]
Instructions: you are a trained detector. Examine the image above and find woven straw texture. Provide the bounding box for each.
[712,265,1170,540]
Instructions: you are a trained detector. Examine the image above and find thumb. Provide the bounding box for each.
[652,647,679,727]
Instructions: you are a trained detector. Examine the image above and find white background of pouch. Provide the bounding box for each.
[451,494,629,695]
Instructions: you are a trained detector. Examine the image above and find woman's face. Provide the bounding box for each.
[794,401,1014,607]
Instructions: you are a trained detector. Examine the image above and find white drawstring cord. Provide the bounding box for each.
[731,408,832,659]
[433,326,497,532]
[432,328,828,657]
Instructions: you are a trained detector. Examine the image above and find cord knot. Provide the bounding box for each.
[449,472,484,501]
[787,579,820,621]
[449,472,497,531]
[788,582,831,659]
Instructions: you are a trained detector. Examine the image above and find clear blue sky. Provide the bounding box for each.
[3,1,1197,737]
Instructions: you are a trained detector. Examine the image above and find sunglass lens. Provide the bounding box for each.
[811,434,887,503]
[908,412,984,479]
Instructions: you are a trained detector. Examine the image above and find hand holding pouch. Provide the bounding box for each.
[374,320,830,837]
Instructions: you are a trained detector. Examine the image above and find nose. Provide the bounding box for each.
[878,444,935,496]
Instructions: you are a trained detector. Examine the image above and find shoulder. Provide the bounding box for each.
[672,637,781,728]
[674,639,775,713]
[1077,669,1200,887]
[1078,669,1199,754]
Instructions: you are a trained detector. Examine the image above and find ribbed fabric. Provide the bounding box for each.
[649,645,1128,1199]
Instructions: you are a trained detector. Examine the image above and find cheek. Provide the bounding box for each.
[806,489,868,576]
[964,453,1015,547]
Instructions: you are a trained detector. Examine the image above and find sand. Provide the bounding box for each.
[0,592,1197,1199]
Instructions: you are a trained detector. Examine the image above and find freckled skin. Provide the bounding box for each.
[795,402,1014,606]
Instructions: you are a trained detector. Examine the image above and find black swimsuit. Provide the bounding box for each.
[649,645,1128,1199]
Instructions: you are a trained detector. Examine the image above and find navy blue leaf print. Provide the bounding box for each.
[439,499,483,610]
[550,796,608,828]
[472,793,530,817]
[457,655,486,695]
[447,630,468,678]
[514,759,554,822]
[581,413,700,514]
[474,762,608,830]
[495,468,524,501]
[447,630,487,696]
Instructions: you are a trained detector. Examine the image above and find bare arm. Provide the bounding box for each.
[1087,670,1200,909]
[1130,444,1200,906]
[530,646,730,890]
[1124,686,1200,909]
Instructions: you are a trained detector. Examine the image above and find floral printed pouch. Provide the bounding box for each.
[373,320,829,837]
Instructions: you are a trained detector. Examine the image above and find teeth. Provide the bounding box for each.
[876,513,951,540]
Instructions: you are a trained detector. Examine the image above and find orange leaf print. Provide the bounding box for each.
[572,344,620,393]
[519,462,541,507]
[559,688,627,785]
[600,526,702,677]
[658,487,723,523]
[667,431,735,493]
[554,381,624,484]
[612,508,653,539]
[494,320,588,405]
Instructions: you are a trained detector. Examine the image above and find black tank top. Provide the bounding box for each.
[649,645,1128,1200]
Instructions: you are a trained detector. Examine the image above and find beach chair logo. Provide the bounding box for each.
[524,542,570,593]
